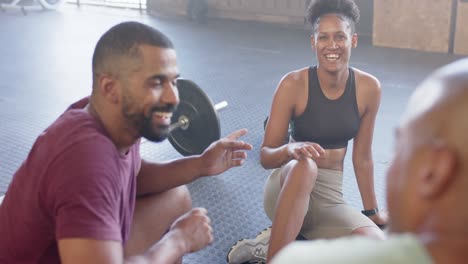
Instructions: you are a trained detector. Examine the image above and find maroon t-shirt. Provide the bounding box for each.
[0,98,140,263]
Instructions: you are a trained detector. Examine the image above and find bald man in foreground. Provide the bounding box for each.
[271,58,468,264]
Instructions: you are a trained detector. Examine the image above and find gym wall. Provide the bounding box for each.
[147,0,467,55]
[373,0,467,55]
[455,0,468,55]
[373,0,452,53]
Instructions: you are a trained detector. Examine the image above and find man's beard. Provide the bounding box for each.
[139,110,171,142]
[122,95,176,143]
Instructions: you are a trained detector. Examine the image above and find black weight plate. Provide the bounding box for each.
[168,79,221,156]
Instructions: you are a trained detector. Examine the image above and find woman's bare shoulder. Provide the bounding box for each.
[352,68,382,110]
[279,67,309,90]
[352,68,381,91]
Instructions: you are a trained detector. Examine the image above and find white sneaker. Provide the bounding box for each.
[226,227,271,264]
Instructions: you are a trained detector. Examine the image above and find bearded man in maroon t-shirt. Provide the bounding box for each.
[0,21,252,264]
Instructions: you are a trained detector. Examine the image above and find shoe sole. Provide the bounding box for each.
[226,228,271,264]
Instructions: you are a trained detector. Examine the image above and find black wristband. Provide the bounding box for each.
[361,208,379,216]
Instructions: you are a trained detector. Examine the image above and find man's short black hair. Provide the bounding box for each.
[306,0,360,34]
[92,21,174,86]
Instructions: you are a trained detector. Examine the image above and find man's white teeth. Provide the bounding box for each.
[326,54,339,60]
[154,112,172,119]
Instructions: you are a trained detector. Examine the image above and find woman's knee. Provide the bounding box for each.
[352,226,385,240]
[281,158,318,189]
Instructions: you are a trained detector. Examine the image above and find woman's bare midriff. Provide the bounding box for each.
[288,136,347,171]
[310,147,347,171]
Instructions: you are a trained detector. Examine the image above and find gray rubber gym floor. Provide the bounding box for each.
[0,4,465,263]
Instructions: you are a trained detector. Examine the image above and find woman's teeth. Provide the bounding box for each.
[325,54,339,61]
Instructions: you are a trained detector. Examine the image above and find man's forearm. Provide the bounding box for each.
[136,157,204,195]
[125,231,187,264]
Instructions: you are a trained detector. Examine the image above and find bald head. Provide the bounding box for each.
[403,59,468,123]
[386,58,468,234]
[401,59,468,165]
[387,58,468,262]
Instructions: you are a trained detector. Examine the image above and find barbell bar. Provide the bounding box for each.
[169,100,228,132]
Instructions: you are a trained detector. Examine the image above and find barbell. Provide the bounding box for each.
[167,79,227,156]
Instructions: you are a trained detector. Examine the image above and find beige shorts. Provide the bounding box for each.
[264,167,377,239]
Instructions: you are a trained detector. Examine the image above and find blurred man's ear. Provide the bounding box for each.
[418,144,458,199]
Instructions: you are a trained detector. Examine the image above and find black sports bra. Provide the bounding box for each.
[290,66,361,149]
